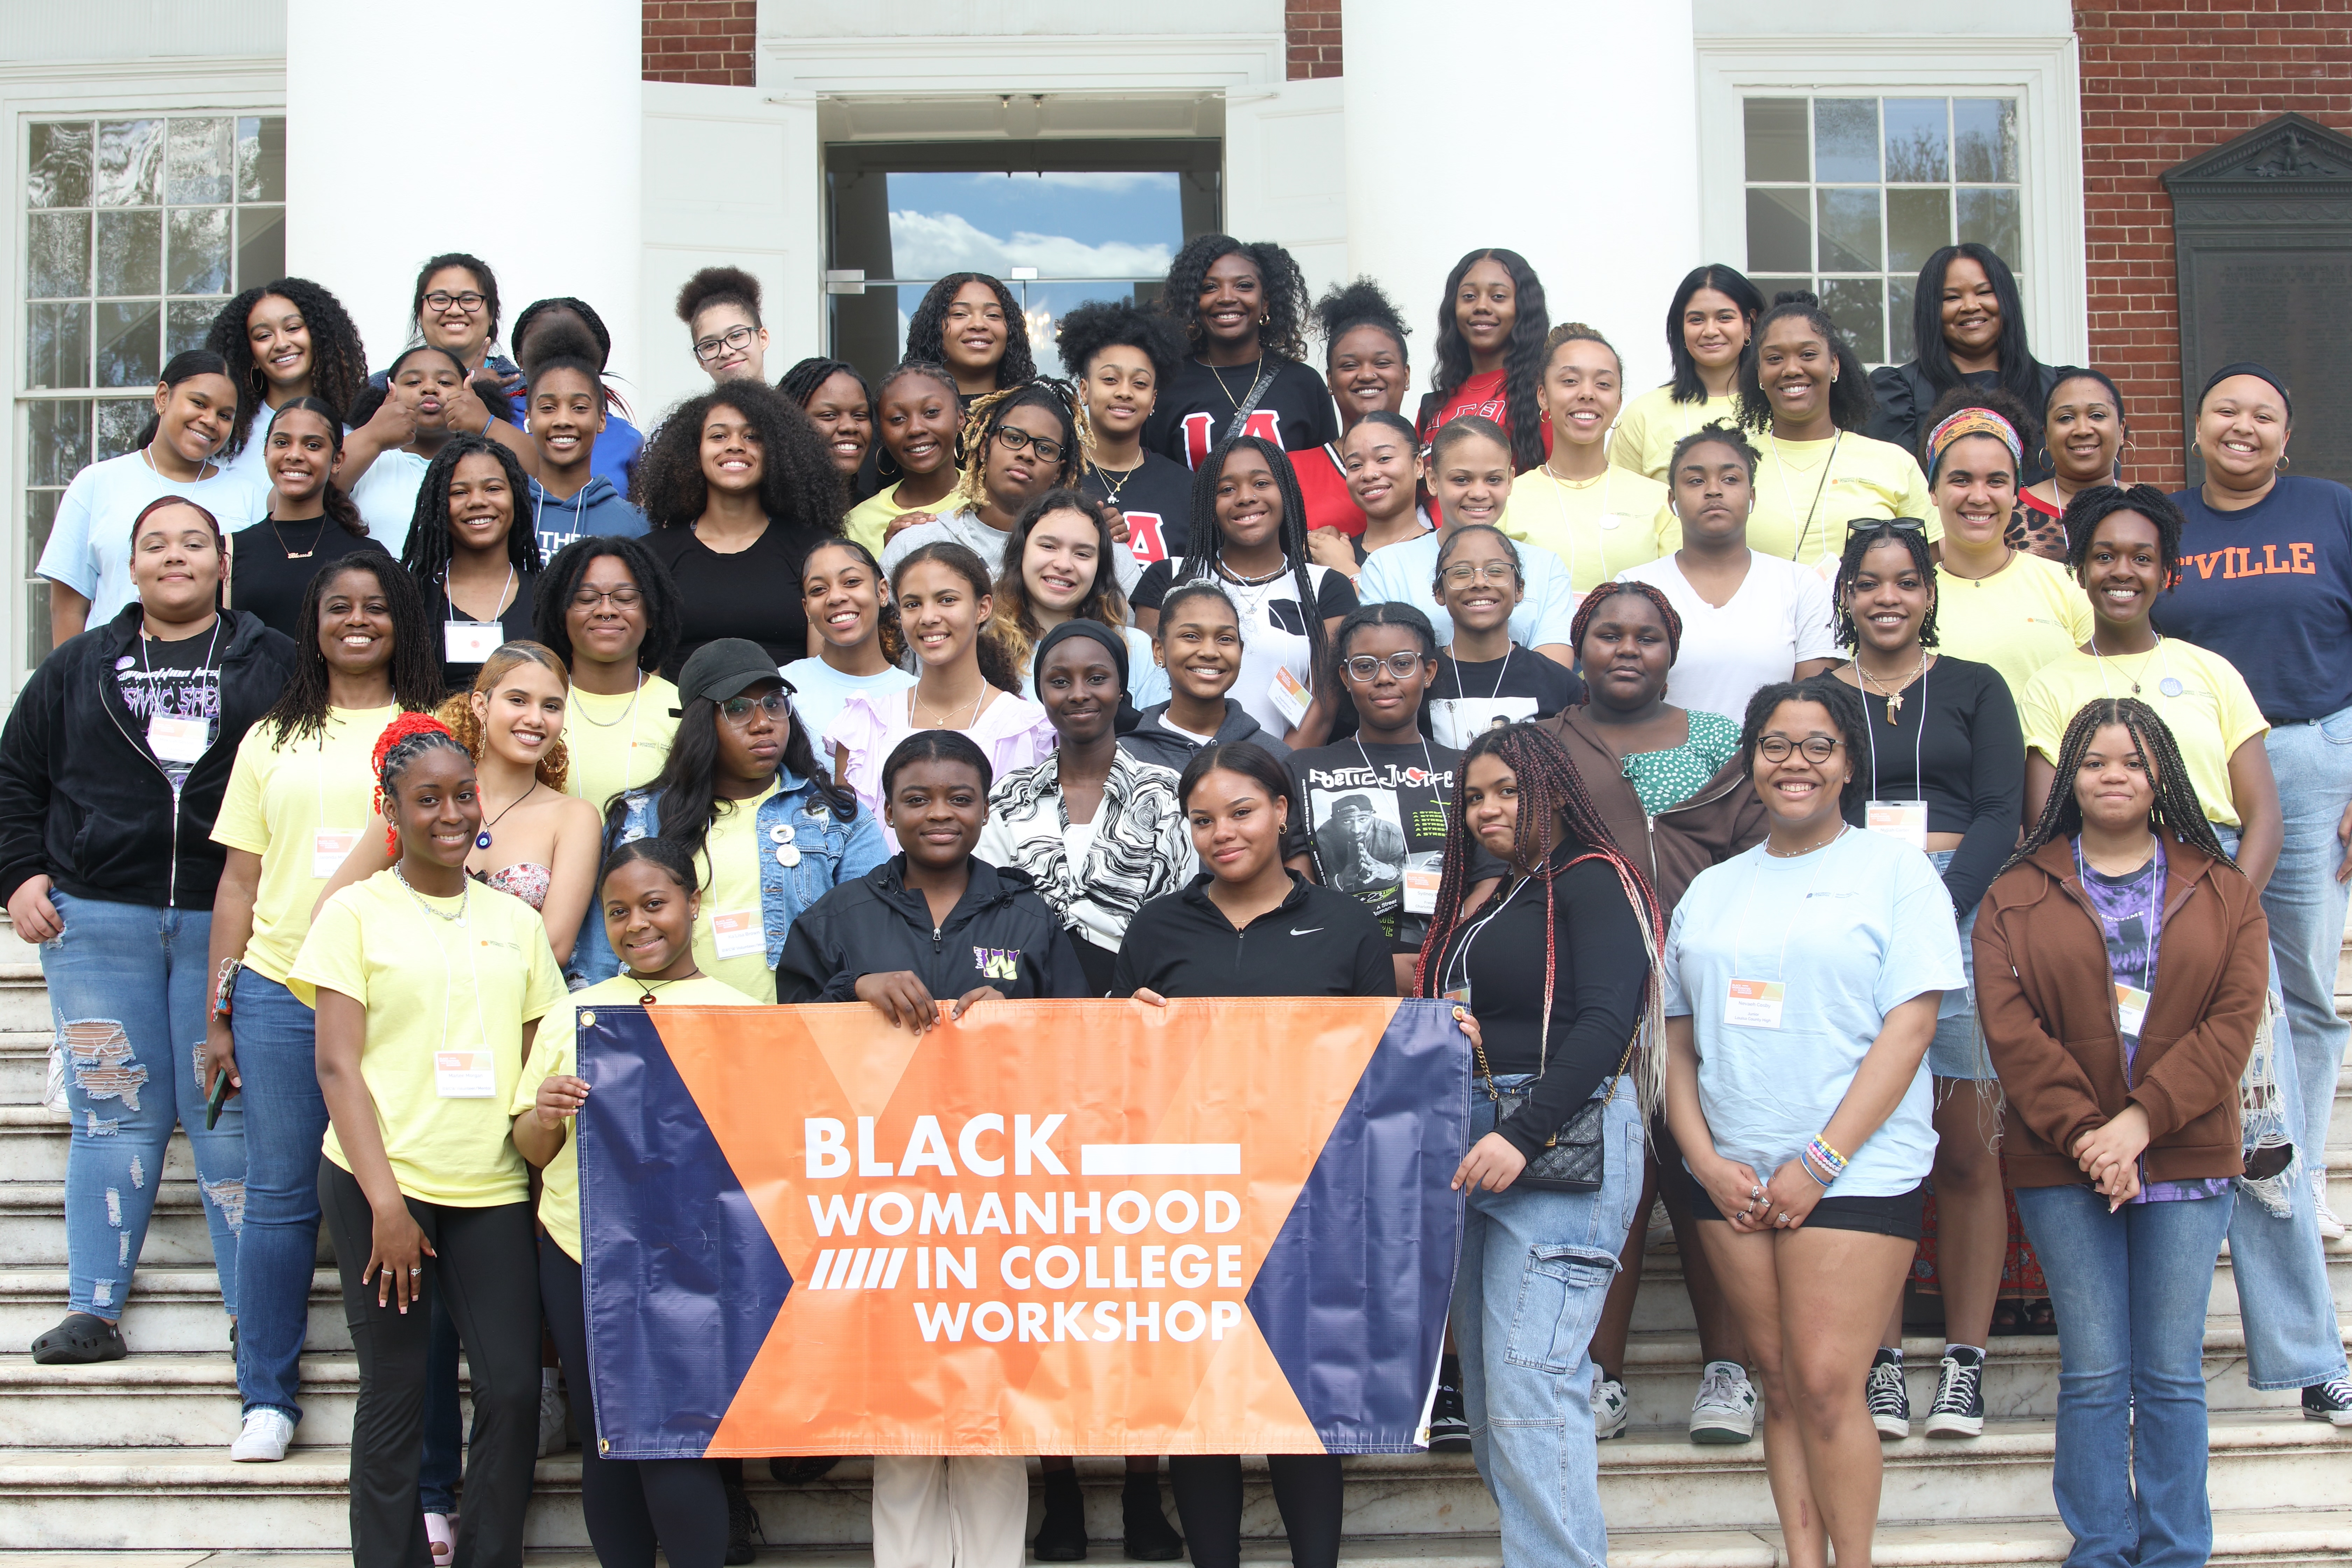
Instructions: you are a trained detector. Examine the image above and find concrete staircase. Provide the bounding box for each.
[0,923,2347,1565]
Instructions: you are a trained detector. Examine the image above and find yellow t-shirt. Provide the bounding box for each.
[1747,430,1937,570]
[845,475,963,559]
[514,972,757,1261]
[2017,640,2268,827]
[693,783,782,1002]
[1935,553,2096,701]
[210,705,401,988]
[294,870,566,1206]
[564,674,680,816]
[1500,465,1675,593]
[1609,386,1742,482]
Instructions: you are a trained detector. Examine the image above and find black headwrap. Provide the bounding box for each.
[2198,361,2292,420]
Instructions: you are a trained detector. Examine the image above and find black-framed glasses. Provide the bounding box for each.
[569,586,644,610]
[1846,516,1929,536]
[719,691,792,724]
[1757,735,1842,763]
[1439,561,1517,585]
[423,290,486,314]
[1342,652,1428,683]
[692,324,757,364]
[992,426,1066,465]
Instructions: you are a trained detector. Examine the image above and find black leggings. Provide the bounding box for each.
[539,1236,729,1568]
[319,1158,540,1568]
[1167,1454,1343,1568]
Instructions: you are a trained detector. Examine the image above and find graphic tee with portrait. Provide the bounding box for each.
[1283,740,1499,953]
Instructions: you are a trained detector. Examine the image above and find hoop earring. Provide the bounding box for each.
[2189,440,2199,456]
[2279,452,2290,469]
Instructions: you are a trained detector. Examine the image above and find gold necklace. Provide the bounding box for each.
[912,682,986,729]
[1202,359,1252,411]
[1856,648,1928,725]
[1540,462,1606,489]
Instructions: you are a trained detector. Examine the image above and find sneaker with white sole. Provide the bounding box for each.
[230,1408,295,1462]
[1924,1349,1986,1437]
[1867,1353,1910,1440]
[1592,1376,1630,1440]
[2303,1377,2352,1427]
[1689,1360,1758,1444]
[2314,1170,2347,1242]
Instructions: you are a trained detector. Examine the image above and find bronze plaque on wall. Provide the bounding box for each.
[2162,114,2352,486]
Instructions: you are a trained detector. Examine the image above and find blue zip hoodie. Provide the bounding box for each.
[527,474,649,559]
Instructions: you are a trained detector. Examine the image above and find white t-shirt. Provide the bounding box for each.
[1664,828,1963,1197]
[883,506,1144,597]
[779,656,917,755]
[1617,552,1837,725]
[221,406,274,488]
[346,449,430,562]
[35,451,265,624]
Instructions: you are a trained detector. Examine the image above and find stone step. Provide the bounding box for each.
[0,964,54,1035]
[0,1031,54,1105]
[0,1266,346,1356]
[0,1182,334,1270]
[0,1352,372,1449]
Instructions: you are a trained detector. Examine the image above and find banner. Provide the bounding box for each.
[578,996,1469,1458]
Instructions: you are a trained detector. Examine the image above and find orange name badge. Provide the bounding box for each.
[1864,800,1930,852]
[710,909,763,961]
[1726,978,1786,1029]
[312,828,362,880]
[1268,664,1311,728]
[434,1049,495,1099]
[2114,982,2150,1039]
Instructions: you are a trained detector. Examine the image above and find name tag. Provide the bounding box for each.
[1726,977,1786,1029]
[313,828,362,879]
[1864,800,1930,852]
[1403,864,1442,915]
[1442,984,1472,1009]
[147,714,209,764]
[434,1049,495,1099]
[2115,982,2151,1038]
[711,908,763,961]
[1268,664,1311,728]
[443,621,503,665]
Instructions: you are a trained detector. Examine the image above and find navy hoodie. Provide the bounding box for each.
[527,474,648,560]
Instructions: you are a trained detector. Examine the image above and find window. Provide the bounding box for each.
[19,114,284,662]
[1741,95,2019,366]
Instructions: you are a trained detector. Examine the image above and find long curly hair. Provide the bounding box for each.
[370,712,472,855]
[632,380,846,551]
[260,397,368,538]
[950,382,1083,514]
[1155,234,1312,364]
[434,640,571,792]
[905,273,1036,391]
[260,554,443,746]
[398,433,542,586]
[1428,248,1551,472]
[2002,697,2231,874]
[1663,264,1765,404]
[204,278,371,456]
[1736,291,1876,434]
[532,534,682,675]
[1178,434,1328,676]
[990,488,1133,683]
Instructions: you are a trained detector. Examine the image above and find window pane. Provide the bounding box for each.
[28,399,92,487]
[1889,277,1917,364]
[1954,99,2018,183]
[26,490,64,567]
[1957,187,2021,264]
[1817,188,1882,273]
[97,399,149,460]
[1814,99,1879,182]
[95,301,161,387]
[27,303,92,389]
[1882,99,1948,183]
[1750,277,1809,308]
[1887,188,1952,275]
[167,300,217,358]
[237,116,286,202]
[28,121,92,208]
[26,576,56,666]
[237,205,285,291]
[96,209,162,297]
[1744,97,1808,182]
[1746,187,1812,273]
[1819,277,1885,365]
[167,117,234,204]
[28,211,92,299]
[167,206,232,295]
[96,119,163,206]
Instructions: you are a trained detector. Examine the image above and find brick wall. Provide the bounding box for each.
[643,0,756,86]
[2074,2,2352,485]
[1287,0,1342,79]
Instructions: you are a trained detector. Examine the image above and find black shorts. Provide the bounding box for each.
[1677,1161,1925,1241]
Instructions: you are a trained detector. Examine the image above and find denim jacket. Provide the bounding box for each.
[572,768,888,982]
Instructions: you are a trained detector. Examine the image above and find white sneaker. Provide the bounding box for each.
[230,1408,295,1462]
[537,1368,570,1457]
[1689,1360,1758,1444]
[2313,1170,2346,1241]
[1592,1376,1630,1440]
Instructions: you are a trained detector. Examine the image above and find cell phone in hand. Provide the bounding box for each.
[205,1069,234,1130]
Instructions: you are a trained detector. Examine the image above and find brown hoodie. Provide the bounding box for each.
[1540,706,1767,912]
[1972,831,2264,1188]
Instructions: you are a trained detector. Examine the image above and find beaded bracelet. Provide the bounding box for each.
[1805,1135,1848,1185]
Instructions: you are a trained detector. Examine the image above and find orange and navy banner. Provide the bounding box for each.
[577,997,1469,1458]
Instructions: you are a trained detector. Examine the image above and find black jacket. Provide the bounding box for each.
[775,855,1090,1004]
[1117,699,1292,773]
[1112,871,1395,1001]
[0,606,296,910]
[1866,359,2062,486]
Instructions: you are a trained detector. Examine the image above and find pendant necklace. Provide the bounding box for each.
[475,782,541,850]
[1857,648,1928,724]
[628,967,704,1005]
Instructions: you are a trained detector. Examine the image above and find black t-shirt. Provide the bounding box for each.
[645,522,815,678]
[1143,357,1340,471]
[426,568,541,696]
[1282,740,1501,952]
[227,519,393,644]
[114,622,225,790]
[1131,558,1358,632]
[1079,451,1197,565]
[1423,649,1587,750]
[1112,872,1394,1000]
[1834,653,2022,916]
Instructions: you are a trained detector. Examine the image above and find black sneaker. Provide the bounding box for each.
[1428,1375,1472,1453]
[1867,1350,1909,1440]
[1121,1470,1184,1561]
[723,1468,763,1564]
[2303,1377,2352,1427]
[31,1312,126,1365]
[1924,1348,1986,1437]
[1033,1468,1088,1561]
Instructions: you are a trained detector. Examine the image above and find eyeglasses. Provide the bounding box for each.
[992,426,1067,464]
[1440,561,1518,585]
[569,586,644,610]
[692,324,757,364]
[719,691,792,724]
[1342,652,1428,683]
[423,291,486,314]
[1846,516,1929,536]
[1757,735,1843,763]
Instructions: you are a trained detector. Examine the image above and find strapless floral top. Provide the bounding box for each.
[470,862,552,911]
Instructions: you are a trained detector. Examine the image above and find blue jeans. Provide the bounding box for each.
[1452,1075,1644,1568]
[41,892,244,1322]
[1927,848,1991,1079]
[229,968,329,1421]
[2260,708,2352,1167]
[2014,1184,2234,1568]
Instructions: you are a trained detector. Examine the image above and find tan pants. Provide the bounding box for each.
[870,1455,1030,1568]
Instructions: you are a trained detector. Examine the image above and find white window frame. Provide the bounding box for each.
[1695,35,2085,372]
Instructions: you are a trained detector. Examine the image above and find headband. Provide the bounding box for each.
[2198,361,2292,421]
[1926,408,2023,481]
[1033,617,1128,688]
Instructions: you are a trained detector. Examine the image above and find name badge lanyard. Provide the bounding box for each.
[2074,837,2163,1046]
[139,617,224,779]
[1861,662,1928,849]
[310,722,368,879]
[443,564,516,663]
[1440,871,1531,1007]
[1727,827,1846,1027]
[1771,429,1842,567]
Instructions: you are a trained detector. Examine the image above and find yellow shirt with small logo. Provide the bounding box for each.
[1609,386,1742,482]
[1744,430,1937,569]
[1500,466,1675,593]
[2018,639,2268,827]
[694,783,783,1002]
[564,674,680,817]
[1934,552,2096,701]
[845,475,964,559]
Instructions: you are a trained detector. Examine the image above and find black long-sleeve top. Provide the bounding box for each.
[1425,843,1649,1158]
[1835,653,2023,917]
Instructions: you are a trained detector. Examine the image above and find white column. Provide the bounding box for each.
[284,0,643,386]
[1340,0,1700,400]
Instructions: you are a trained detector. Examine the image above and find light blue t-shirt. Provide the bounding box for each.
[781,656,916,752]
[1663,826,1963,1197]
[35,450,266,624]
[1352,527,1579,651]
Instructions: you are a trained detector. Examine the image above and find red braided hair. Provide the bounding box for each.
[370,713,463,855]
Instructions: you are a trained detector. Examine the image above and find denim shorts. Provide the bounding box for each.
[1679,1162,1927,1240]
[1928,847,1993,1080]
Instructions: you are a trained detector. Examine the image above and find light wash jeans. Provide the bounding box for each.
[1452,1074,1644,1568]
[2015,1183,2234,1568]
[227,968,329,1420]
[42,891,244,1322]
[2260,707,2352,1168]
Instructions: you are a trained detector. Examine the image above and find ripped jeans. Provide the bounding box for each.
[42,891,245,1324]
